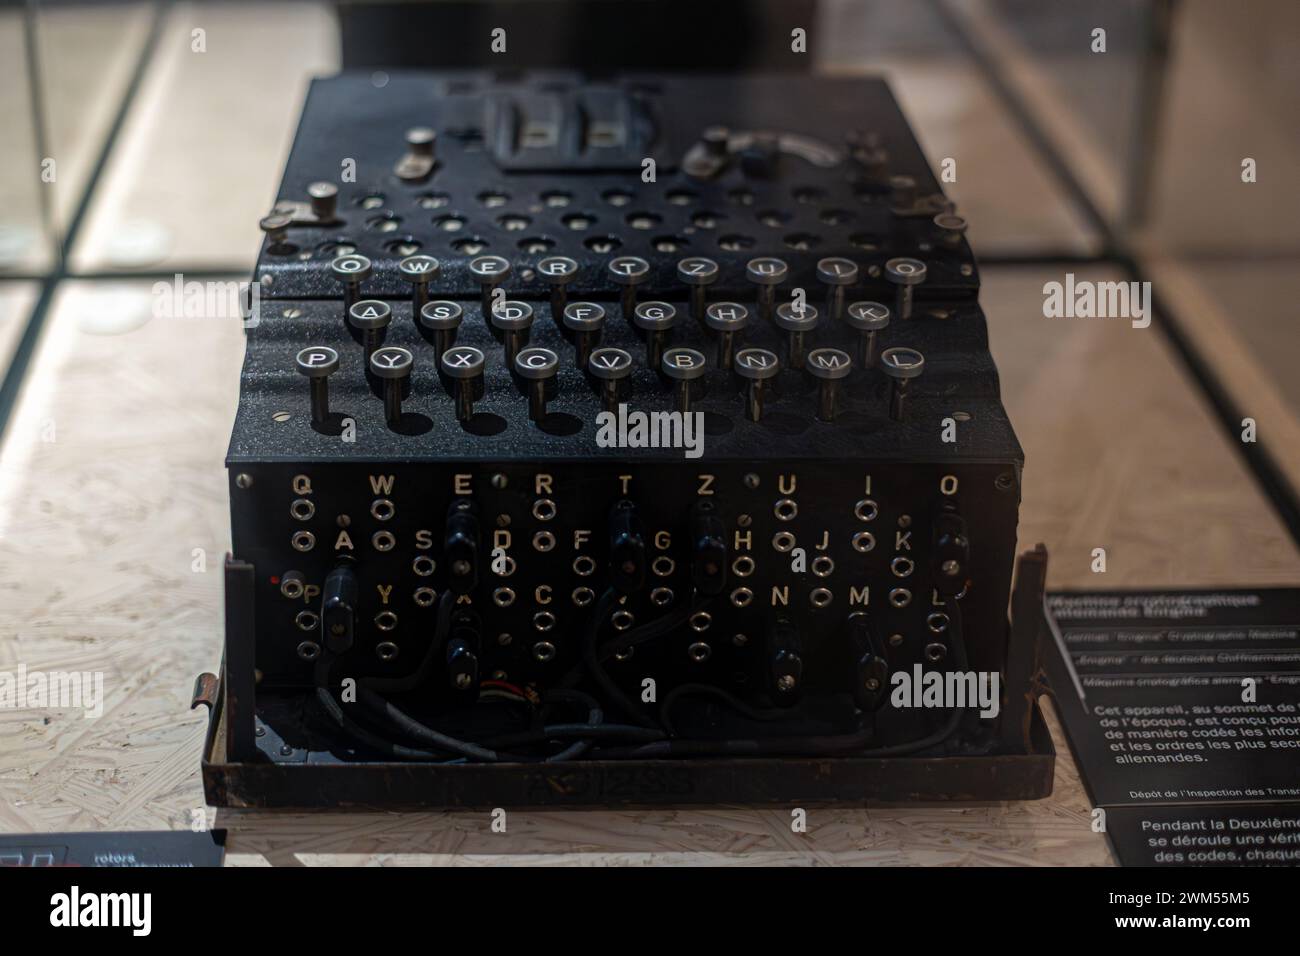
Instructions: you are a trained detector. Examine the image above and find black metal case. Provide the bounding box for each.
[204,71,1049,806]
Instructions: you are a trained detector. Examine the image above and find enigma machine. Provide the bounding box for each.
[198,72,1056,808]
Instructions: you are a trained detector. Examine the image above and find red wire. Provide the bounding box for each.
[480,679,529,698]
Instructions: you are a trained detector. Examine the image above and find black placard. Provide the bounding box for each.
[1103,803,1300,866]
[0,830,225,868]
[1044,588,1300,866]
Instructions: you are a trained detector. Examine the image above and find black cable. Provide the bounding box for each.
[309,583,652,759]
[858,598,968,757]
[484,724,667,747]
[312,657,463,763]
[602,598,973,759]
[321,653,652,762]
[314,581,971,761]
[542,687,602,716]
[315,648,512,761]
[578,589,660,728]
[535,689,600,763]
[559,596,696,689]
[362,591,455,693]
[597,603,697,662]
[532,688,603,763]
[659,682,788,737]
[356,685,505,762]
[354,680,640,763]
[503,690,666,758]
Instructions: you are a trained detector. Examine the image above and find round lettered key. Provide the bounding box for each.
[419,300,462,329]
[884,257,927,320]
[845,300,891,367]
[369,345,413,428]
[587,346,634,412]
[537,255,580,316]
[296,345,339,376]
[774,301,819,369]
[469,254,512,314]
[879,346,925,422]
[562,302,606,368]
[398,255,440,315]
[608,256,651,322]
[816,257,858,323]
[489,300,534,365]
[513,346,560,422]
[348,299,393,359]
[704,301,749,370]
[805,347,853,422]
[331,254,372,312]
[661,346,708,414]
[296,346,339,427]
[734,347,780,422]
[419,300,463,361]
[370,345,413,377]
[632,301,679,370]
[745,256,789,323]
[677,256,720,325]
[439,345,487,423]
[469,254,512,285]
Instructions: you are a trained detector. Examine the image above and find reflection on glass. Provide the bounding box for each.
[0,5,52,274]
[32,0,155,246]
